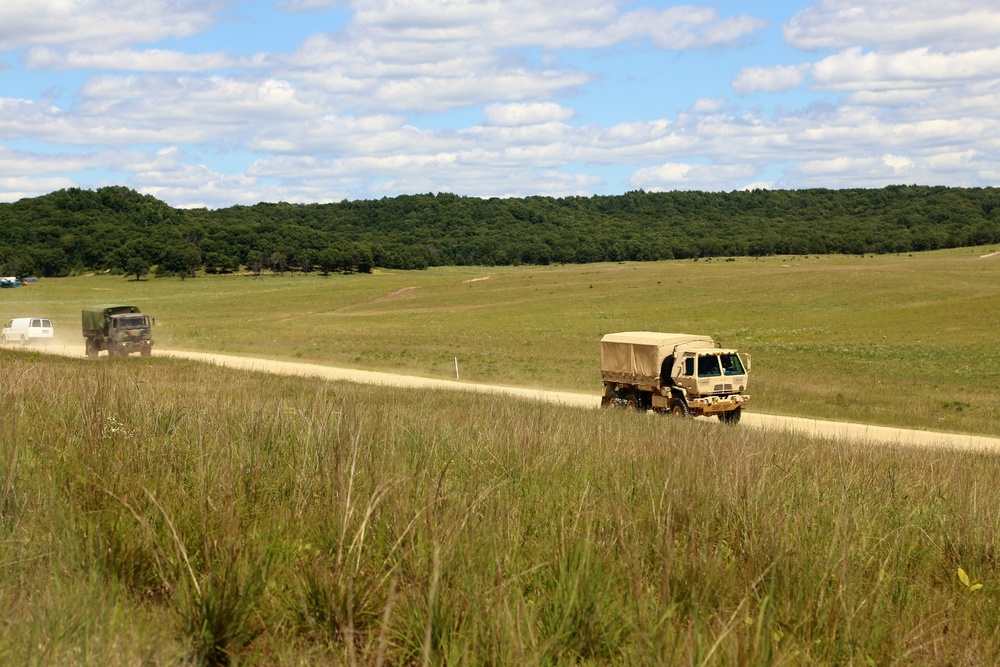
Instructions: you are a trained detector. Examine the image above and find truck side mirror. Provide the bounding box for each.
[745,354,752,372]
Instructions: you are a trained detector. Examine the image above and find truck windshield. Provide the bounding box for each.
[118,316,148,329]
[720,353,745,375]
[697,355,721,377]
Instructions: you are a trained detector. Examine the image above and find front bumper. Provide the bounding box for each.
[689,394,750,414]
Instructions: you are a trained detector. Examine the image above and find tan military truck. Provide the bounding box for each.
[600,331,750,423]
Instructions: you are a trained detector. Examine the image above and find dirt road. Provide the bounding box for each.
[31,343,1000,453]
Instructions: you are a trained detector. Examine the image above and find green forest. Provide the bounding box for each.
[1,184,999,278]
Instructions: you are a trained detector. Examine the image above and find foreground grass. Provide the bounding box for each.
[2,247,999,436]
[2,349,1000,664]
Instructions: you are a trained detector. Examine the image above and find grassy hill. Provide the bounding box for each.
[3,247,998,435]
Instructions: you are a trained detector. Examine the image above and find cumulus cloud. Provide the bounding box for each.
[278,1,765,113]
[733,64,806,95]
[784,0,1000,51]
[0,0,225,51]
[277,0,344,11]
[810,46,1000,92]
[628,162,759,191]
[4,1,1000,207]
[483,103,575,127]
[347,1,765,51]
[25,47,269,73]
[0,144,191,202]
[0,176,79,202]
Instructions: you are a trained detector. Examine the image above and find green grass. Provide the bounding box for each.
[2,350,1000,664]
[3,246,999,435]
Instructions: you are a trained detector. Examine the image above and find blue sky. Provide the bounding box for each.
[1,0,999,208]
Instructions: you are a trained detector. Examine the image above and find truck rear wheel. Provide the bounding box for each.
[669,398,689,417]
[719,407,742,424]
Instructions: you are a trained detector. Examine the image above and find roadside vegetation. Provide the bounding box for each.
[2,350,1000,664]
[3,247,999,436]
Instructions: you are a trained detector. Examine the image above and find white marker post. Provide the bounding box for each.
[455,357,460,380]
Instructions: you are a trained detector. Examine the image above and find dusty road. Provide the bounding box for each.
[27,343,1000,453]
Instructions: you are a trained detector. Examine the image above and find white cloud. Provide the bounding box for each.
[0,176,79,202]
[5,1,1000,207]
[881,153,914,174]
[483,103,574,126]
[605,6,767,50]
[278,0,344,11]
[0,145,100,176]
[732,64,806,95]
[348,1,764,51]
[274,1,764,114]
[25,47,269,73]
[689,98,727,114]
[628,162,759,191]
[0,0,224,51]
[741,182,775,191]
[784,0,1000,51]
[811,46,1000,92]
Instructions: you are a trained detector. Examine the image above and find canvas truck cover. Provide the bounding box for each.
[600,332,716,386]
[82,304,141,333]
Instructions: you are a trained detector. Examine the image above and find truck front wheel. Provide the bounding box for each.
[669,398,689,418]
[719,407,742,425]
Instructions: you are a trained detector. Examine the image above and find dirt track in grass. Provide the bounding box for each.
[29,343,1000,453]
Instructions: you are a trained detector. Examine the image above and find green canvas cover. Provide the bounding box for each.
[81,304,141,333]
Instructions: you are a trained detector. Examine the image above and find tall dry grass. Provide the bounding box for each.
[1,348,999,664]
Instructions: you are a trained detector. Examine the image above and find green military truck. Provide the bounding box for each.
[82,304,154,358]
[600,331,750,423]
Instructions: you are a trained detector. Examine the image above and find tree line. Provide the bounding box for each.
[1,184,998,278]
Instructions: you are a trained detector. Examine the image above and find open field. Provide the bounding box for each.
[2,246,998,436]
[3,350,1000,664]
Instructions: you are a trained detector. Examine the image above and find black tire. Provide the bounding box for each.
[605,390,629,409]
[719,407,742,425]
[625,393,641,411]
[140,347,151,357]
[669,398,689,418]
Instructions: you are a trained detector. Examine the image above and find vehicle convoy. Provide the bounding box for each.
[82,304,154,358]
[600,331,750,423]
[2,317,53,344]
